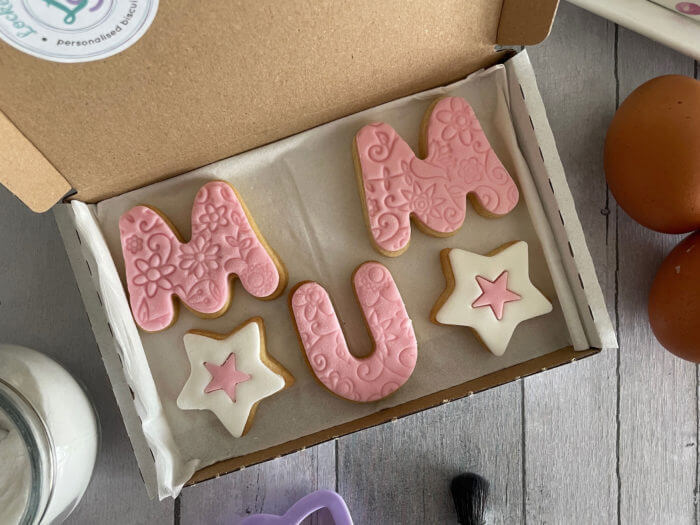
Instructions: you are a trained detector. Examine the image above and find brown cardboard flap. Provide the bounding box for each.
[0,1,556,208]
[0,111,70,212]
[497,0,559,45]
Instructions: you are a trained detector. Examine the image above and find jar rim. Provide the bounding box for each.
[0,379,55,525]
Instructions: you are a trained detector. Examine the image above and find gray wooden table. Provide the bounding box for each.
[1,3,698,524]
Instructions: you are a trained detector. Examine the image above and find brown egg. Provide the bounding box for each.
[605,75,700,233]
[648,231,700,362]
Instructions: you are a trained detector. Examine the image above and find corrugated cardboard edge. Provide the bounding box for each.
[0,110,70,212]
[497,0,559,45]
[53,203,160,499]
[188,345,598,485]
[506,51,618,349]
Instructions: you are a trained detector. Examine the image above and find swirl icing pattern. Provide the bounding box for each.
[354,96,519,255]
[119,181,286,332]
[290,262,417,402]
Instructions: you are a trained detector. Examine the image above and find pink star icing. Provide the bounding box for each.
[354,96,519,255]
[204,354,251,402]
[471,271,521,320]
[290,261,417,402]
[119,181,283,332]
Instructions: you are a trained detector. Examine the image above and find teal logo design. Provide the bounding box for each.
[42,0,99,26]
[0,0,158,62]
[26,0,114,32]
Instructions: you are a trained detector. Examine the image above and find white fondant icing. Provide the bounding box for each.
[434,241,553,356]
[177,320,286,438]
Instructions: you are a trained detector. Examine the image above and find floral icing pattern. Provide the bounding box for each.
[125,235,143,254]
[354,96,519,255]
[290,262,417,402]
[132,254,175,298]
[119,181,285,332]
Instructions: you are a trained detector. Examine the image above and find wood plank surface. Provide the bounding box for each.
[0,186,174,524]
[179,442,335,524]
[523,4,620,524]
[615,28,698,525]
[337,383,523,525]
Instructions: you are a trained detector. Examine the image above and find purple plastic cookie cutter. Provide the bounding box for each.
[240,490,353,525]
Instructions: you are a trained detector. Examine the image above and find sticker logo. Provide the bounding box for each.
[0,0,158,63]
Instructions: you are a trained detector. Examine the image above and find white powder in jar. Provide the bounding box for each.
[0,345,98,524]
[0,410,31,524]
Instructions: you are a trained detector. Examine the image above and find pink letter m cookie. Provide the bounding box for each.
[119,181,286,332]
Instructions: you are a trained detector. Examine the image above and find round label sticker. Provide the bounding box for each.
[0,0,158,63]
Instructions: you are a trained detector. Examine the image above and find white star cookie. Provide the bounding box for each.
[431,241,552,356]
[177,318,294,437]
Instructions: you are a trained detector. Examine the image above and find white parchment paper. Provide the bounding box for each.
[92,64,587,497]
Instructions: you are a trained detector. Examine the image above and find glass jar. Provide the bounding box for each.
[0,345,99,524]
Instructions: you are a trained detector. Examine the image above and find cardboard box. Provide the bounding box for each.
[569,0,700,60]
[0,0,616,498]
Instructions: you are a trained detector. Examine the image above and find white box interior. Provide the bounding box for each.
[54,50,616,500]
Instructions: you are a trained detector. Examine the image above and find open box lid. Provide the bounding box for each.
[0,0,558,212]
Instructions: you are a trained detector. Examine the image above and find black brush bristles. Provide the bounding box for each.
[450,472,489,525]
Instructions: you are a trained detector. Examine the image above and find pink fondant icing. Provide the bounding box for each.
[677,2,700,14]
[290,262,417,402]
[471,271,521,320]
[355,96,519,254]
[119,181,281,332]
[204,354,251,402]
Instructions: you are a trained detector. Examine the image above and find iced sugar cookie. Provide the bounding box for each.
[289,261,417,402]
[177,317,294,438]
[430,241,552,356]
[353,96,519,256]
[119,181,287,332]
